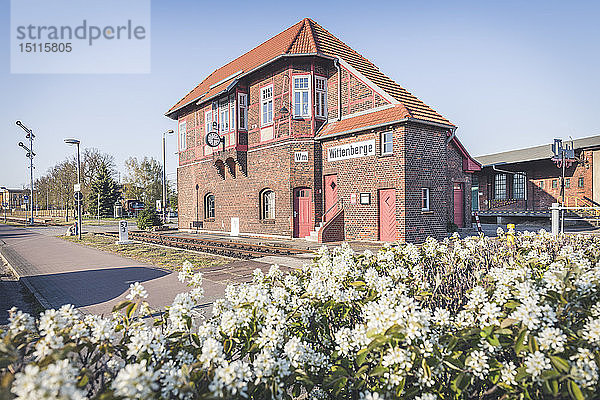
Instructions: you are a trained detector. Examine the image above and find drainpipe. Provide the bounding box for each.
[334,58,342,121]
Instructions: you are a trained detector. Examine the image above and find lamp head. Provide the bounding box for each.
[167,129,174,134]
[64,138,80,145]
[16,120,22,127]
[18,142,24,148]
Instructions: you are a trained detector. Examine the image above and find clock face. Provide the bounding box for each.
[206,132,222,148]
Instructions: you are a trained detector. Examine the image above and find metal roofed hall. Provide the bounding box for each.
[475,134,600,167]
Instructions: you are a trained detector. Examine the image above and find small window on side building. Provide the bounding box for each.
[578,177,584,188]
[381,131,393,155]
[494,174,507,199]
[178,120,187,151]
[204,194,215,219]
[260,189,275,220]
[552,179,557,189]
[421,188,430,211]
[565,178,570,188]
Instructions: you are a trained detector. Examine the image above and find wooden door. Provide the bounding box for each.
[378,189,397,241]
[453,183,464,227]
[293,188,312,238]
[324,174,338,222]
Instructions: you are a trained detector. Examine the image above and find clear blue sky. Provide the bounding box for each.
[1,0,599,188]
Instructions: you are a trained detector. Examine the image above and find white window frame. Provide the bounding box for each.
[178,121,187,151]
[219,99,229,132]
[421,188,430,211]
[315,76,327,119]
[293,75,311,118]
[229,94,235,132]
[204,110,213,135]
[260,189,275,220]
[204,193,215,219]
[381,131,393,155]
[238,93,248,130]
[261,86,273,126]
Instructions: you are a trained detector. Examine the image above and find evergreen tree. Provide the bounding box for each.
[88,163,120,218]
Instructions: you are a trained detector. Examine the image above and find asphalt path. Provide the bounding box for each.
[0,224,223,315]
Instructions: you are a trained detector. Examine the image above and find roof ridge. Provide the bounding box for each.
[305,18,319,53]
[307,20,415,119]
[285,19,308,54]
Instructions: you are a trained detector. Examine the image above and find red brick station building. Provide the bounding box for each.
[166,19,481,243]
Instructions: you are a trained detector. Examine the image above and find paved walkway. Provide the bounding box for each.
[0,224,296,316]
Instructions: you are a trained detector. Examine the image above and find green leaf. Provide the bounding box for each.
[528,336,539,353]
[356,348,369,366]
[77,374,89,388]
[500,318,518,328]
[348,281,366,287]
[368,366,387,377]
[568,380,585,400]
[355,364,369,377]
[541,369,561,381]
[125,302,137,319]
[112,300,132,313]
[515,329,528,355]
[550,355,570,373]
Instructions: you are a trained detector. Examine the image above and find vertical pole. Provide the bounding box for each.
[29,131,34,225]
[97,192,100,221]
[561,151,565,234]
[162,134,167,223]
[77,144,82,240]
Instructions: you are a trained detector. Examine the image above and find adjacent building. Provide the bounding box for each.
[166,18,480,243]
[474,135,600,219]
[0,188,27,210]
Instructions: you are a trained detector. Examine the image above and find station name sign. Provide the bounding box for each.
[327,139,375,162]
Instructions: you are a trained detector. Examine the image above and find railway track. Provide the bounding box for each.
[99,231,314,259]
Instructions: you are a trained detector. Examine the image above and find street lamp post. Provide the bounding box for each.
[64,138,82,240]
[162,129,174,223]
[15,121,35,225]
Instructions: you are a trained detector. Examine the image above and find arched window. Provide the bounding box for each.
[260,189,275,220]
[204,193,215,219]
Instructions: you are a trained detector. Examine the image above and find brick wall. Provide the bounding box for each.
[476,150,593,211]
[320,125,405,242]
[326,64,391,121]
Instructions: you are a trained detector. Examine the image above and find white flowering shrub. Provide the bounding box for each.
[1,231,600,399]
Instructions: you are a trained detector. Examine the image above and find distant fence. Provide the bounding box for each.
[550,203,600,234]
[3,209,74,218]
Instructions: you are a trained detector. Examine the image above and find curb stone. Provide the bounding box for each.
[0,244,52,310]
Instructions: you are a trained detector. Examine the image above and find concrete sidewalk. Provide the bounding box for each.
[0,224,224,315]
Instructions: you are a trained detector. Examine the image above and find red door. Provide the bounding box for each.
[324,174,338,222]
[453,183,464,227]
[293,188,312,238]
[378,189,397,241]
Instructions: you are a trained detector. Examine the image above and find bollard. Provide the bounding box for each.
[551,203,559,236]
[506,223,515,245]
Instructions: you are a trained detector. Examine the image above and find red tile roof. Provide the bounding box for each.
[316,105,410,138]
[167,18,453,128]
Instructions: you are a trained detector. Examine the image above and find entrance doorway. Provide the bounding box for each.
[453,183,464,227]
[293,187,312,238]
[378,188,397,241]
[324,174,338,222]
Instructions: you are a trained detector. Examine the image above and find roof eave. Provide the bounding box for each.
[165,52,336,120]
